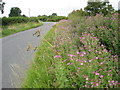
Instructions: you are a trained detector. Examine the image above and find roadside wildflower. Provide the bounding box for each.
[83,51,87,55]
[68,54,76,57]
[112,80,114,83]
[100,62,103,65]
[96,83,99,86]
[78,67,80,69]
[62,59,67,63]
[108,73,111,76]
[80,54,84,57]
[95,57,98,59]
[89,60,92,62]
[81,63,83,65]
[76,51,80,54]
[109,83,112,86]
[54,55,62,58]
[76,59,79,61]
[86,78,89,80]
[95,73,99,75]
[91,82,93,84]
[76,73,78,75]
[100,75,104,77]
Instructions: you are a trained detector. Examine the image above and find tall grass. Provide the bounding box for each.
[22,13,119,88]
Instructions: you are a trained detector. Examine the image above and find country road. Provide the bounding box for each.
[1,22,56,88]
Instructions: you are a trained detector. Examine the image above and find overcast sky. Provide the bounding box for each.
[1,0,120,17]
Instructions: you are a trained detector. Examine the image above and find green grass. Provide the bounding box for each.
[22,13,119,88]
[22,25,56,88]
[1,21,43,38]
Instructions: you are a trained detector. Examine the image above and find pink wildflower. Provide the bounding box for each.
[86,78,89,80]
[68,54,76,57]
[95,73,99,75]
[67,63,71,65]
[62,59,67,63]
[112,80,114,83]
[76,51,80,54]
[91,85,94,87]
[100,75,104,77]
[96,83,99,86]
[109,83,112,86]
[100,62,103,65]
[76,73,78,75]
[54,55,62,58]
[82,37,85,39]
[89,60,92,62]
[108,73,111,76]
[81,63,83,65]
[91,82,93,84]
[76,59,79,61]
[80,54,84,57]
[95,57,98,59]
[83,52,87,55]
[70,72,74,76]
[78,67,80,69]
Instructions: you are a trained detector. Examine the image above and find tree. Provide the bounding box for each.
[52,13,57,16]
[9,7,22,17]
[69,9,88,17]
[22,14,27,17]
[84,0,114,16]
[0,1,5,14]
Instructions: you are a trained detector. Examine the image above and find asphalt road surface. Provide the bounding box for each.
[1,22,56,88]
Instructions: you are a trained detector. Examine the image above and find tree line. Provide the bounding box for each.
[69,0,119,17]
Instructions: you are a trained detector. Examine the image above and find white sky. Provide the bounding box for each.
[1,0,120,17]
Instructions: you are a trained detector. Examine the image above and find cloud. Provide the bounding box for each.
[1,0,119,17]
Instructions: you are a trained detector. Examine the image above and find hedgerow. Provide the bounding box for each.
[2,17,39,26]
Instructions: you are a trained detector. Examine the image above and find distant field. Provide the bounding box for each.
[1,21,42,38]
[0,17,43,38]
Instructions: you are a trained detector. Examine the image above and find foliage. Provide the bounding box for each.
[22,12,119,88]
[38,14,68,22]
[38,15,48,22]
[52,13,57,16]
[2,17,39,26]
[68,9,89,19]
[47,16,68,22]
[84,0,114,16]
[0,1,5,14]
[9,7,22,17]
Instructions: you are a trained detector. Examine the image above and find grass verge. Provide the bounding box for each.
[1,21,43,38]
[22,24,56,88]
[22,13,119,88]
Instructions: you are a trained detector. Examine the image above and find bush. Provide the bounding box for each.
[38,15,68,22]
[2,17,39,26]
[69,12,119,57]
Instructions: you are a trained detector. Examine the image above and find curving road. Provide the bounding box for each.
[1,22,56,88]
